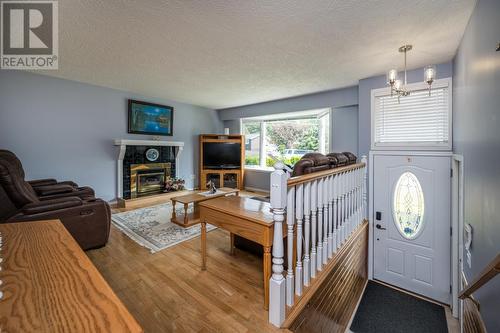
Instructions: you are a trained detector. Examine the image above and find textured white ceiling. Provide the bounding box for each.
[40,0,475,109]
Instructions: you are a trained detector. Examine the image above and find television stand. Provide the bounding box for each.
[199,134,245,190]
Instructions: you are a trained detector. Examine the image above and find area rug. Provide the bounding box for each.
[111,202,216,253]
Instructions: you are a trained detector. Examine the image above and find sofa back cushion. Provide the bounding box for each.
[326,152,349,167]
[292,152,331,176]
[292,152,358,177]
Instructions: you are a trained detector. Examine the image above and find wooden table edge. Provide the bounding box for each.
[0,219,143,333]
[198,198,273,226]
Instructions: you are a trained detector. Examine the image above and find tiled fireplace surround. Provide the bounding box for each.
[115,140,184,200]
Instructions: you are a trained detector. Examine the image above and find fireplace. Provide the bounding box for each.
[130,163,171,198]
[137,169,165,195]
[115,140,184,201]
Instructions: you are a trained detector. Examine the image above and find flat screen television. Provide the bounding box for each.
[128,99,174,136]
[203,142,241,169]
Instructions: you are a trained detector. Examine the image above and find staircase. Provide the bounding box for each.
[459,253,500,333]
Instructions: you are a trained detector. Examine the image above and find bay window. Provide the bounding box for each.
[242,109,330,169]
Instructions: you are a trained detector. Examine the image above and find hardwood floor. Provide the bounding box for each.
[87,192,284,333]
[87,190,458,333]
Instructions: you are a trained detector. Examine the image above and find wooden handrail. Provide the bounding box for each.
[287,162,366,187]
[459,253,500,299]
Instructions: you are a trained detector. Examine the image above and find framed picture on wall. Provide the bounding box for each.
[128,99,174,136]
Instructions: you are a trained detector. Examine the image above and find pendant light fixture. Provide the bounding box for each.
[386,44,437,101]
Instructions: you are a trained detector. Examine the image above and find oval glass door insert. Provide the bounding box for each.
[393,171,425,239]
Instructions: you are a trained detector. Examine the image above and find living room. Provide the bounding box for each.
[0,1,499,332]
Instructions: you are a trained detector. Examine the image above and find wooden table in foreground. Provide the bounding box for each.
[0,220,142,333]
[198,196,278,310]
[170,187,239,227]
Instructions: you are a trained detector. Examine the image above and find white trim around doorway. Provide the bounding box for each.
[452,154,464,319]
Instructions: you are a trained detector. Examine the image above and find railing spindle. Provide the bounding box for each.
[346,172,350,237]
[322,176,328,265]
[333,174,338,250]
[295,184,304,296]
[327,175,334,258]
[349,170,354,234]
[349,171,353,235]
[358,167,362,227]
[345,171,350,236]
[286,186,295,306]
[354,169,359,229]
[310,180,318,278]
[340,172,345,243]
[317,178,323,271]
[303,182,311,287]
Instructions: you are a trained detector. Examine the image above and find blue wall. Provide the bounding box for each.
[223,119,241,135]
[0,71,222,201]
[218,86,359,191]
[453,0,500,330]
[331,106,358,155]
[218,86,358,120]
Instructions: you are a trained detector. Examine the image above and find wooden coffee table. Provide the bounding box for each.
[170,187,239,227]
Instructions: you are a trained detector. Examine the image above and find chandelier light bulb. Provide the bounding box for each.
[424,65,436,84]
[424,65,437,96]
[387,69,398,85]
[394,79,403,90]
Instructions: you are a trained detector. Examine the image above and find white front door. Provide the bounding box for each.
[373,154,451,304]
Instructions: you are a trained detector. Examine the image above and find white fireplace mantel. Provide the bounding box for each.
[114,139,185,148]
[114,139,185,199]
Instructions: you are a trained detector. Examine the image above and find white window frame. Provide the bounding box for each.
[241,109,331,171]
[370,78,452,151]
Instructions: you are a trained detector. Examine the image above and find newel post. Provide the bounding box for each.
[269,165,288,327]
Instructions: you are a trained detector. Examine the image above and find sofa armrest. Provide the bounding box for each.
[292,158,314,177]
[28,178,58,187]
[7,198,111,250]
[28,179,79,188]
[56,181,78,187]
[34,184,75,196]
[23,197,82,215]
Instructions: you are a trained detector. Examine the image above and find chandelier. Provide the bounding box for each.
[386,44,436,101]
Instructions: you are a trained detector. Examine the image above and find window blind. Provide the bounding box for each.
[374,87,450,145]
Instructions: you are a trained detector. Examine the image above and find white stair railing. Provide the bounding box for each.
[268,156,367,327]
